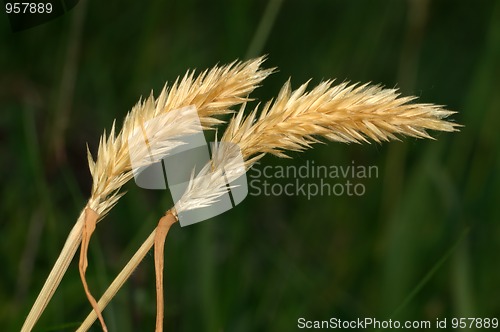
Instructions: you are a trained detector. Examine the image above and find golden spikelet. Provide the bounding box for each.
[225,80,458,165]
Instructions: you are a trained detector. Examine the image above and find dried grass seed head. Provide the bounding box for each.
[86,57,273,217]
[176,79,459,212]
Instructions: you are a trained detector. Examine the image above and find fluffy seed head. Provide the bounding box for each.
[176,79,460,212]
[225,80,458,166]
[87,57,273,217]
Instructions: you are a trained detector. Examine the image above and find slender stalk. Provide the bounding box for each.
[21,210,85,332]
[77,211,178,332]
[154,211,178,332]
[78,208,107,331]
[77,229,158,331]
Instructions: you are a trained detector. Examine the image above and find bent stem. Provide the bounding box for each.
[76,230,156,331]
[78,207,107,332]
[77,210,178,332]
[21,209,85,332]
[154,210,178,332]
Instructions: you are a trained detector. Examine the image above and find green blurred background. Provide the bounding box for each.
[1,0,499,331]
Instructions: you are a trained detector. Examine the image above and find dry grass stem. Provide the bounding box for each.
[23,57,271,332]
[79,77,459,330]
[154,210,178,332]
[20,211,83,332]
[78,208,107,331]
[76,230,157,332]
[78,213,181,332]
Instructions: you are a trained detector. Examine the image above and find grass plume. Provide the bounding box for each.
[87,56,273,217]
[177,79,459,210]
[229,80,457,161]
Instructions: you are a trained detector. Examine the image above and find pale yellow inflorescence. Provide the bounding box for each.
[86,57,274,217]
[175,79,459,213]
